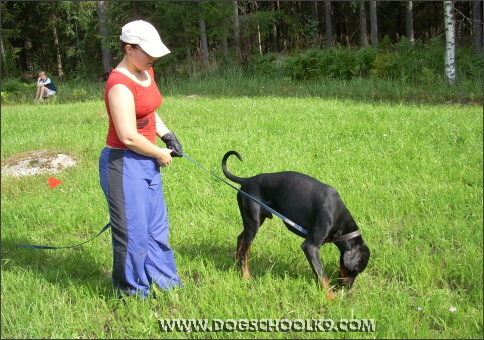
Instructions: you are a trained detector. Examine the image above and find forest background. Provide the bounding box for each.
[1,0,483,103]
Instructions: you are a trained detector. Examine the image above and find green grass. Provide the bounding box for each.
[1,88,482,338]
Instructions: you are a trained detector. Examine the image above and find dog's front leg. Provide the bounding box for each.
[301,240,335,300]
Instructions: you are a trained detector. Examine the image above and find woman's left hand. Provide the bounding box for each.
[156,148,173,167]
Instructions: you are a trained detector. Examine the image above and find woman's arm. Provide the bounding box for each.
[155,112,170,138]
[107,83,172,166]
[155,112,184,157]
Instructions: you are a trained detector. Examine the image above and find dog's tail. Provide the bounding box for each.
[222,151,246,185]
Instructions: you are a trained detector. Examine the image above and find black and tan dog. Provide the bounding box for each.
[222,151,370,299]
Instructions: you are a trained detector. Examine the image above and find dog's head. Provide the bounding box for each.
[338,243,370,288]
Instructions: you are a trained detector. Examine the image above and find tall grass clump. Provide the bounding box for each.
[285,46,379,80]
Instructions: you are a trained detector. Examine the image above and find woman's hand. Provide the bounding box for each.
[156,148,173,167]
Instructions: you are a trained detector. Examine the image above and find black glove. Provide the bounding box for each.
[160,131,183,157]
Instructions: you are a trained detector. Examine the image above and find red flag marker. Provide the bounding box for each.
[47,177,63,188]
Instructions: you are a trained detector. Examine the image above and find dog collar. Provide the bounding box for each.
[331,230,361,243]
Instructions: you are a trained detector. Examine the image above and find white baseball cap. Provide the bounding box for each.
[120,20,170,58]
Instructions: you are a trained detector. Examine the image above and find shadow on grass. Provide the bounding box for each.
[1,232,343,297]
[176,237,342,287]
[1,236,113,297]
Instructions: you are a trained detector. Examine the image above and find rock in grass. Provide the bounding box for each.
[1,150,76,177]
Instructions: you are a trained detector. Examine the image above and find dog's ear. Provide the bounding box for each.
[343,248,360,272]
[343,244,370,272]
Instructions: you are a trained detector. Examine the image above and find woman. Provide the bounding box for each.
[99,20,183,298]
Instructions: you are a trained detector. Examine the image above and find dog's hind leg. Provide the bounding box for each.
[235,231,249,278]
[301,239,335,300]
[236,232,244,260]
[236,202,269,280]
[237,224,258,280]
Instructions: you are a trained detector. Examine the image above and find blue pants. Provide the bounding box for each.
[99,148,180,298]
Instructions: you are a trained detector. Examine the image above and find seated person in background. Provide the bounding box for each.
[34,71,57,101]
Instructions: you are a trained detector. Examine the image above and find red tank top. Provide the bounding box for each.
[104,68,162,149]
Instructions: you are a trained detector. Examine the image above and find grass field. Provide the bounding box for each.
[1,85,482,338]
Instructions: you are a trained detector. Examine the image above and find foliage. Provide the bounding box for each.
[0,2,100,78]
[1,78,29,94]
[1,1,480,81]
[368,36,443,82]
[1,78,35,104]
[456,47,484,79]
[245,54,286,77]
[283,37,482,84]
[285,46,388,80]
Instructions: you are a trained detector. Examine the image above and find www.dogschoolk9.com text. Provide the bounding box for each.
[158,318,376,332]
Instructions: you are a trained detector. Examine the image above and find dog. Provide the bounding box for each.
[222,151,370,299]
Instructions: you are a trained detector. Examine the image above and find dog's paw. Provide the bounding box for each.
[242,273,251,280]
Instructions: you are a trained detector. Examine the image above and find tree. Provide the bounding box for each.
[0,1,19,78]
[253,2,263,55]
[310,1,319,47]
[370,1,378,46]
[97,1,112,74]
[359,1,368,47]
[233,1,241,62]
[444,1,456,85]
[270,1,279,52]
[51,12,64,77]
[472,1,483,57]
[198,2,209,68]
[324,1,333,48]
[406,1,414,42]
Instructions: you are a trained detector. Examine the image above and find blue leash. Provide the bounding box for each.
[10,222,111,250]
[182,153,308,235]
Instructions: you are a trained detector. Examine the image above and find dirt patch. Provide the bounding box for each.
[1,150,77,177]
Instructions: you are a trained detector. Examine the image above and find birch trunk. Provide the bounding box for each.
[444,1,456,85]
[406,1,414,42]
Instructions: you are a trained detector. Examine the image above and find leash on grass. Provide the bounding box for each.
[8,222,111,250]
[182,153,309,236]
